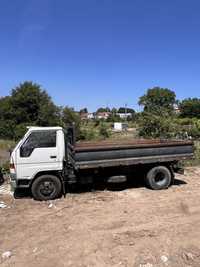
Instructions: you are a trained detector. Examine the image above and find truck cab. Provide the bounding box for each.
[10,127,66,199]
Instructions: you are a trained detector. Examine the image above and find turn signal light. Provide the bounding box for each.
[10,163,15,170]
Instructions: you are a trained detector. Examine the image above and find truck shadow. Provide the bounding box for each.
[67,177,187,193]
[173,178,187,186]
[13,177,187,199]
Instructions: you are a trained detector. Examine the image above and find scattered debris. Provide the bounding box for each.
[48,203,53,208]
[182,252,194,261]
[161,255,168,263]
[48,202,56,209]
[2,251,12,260]
[0,167,200,267]
[139,263,153,267]
[33,247,38,253]
[0,201,7,209]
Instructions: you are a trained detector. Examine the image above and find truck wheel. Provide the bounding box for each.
[31,175,62,201]
[0,175,4,185]
[145,166,172,190]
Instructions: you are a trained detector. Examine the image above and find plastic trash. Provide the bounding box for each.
[0,201,7,208]
[2,251,12,259]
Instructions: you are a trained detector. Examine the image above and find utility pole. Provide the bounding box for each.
[125,103,127,121]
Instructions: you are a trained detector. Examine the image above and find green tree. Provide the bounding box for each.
[0,81,61,139]
[118,107,135,114]
[79,108,88,114]
[96,107,110,113]
[179,98,200,118]
[111,107,117,114]
[11,81,60,126]
[138,111,175,139]
[62,106,81,138]
[0,96,13,121]
[0,96,15,139]
[0,120,15,139]
[107,113,121,122]
[139,87,176,114]
[99,122,111,139]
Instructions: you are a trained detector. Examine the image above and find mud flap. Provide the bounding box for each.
[59,172,66,198]
[174,167,184,175]
[172,162,184,175]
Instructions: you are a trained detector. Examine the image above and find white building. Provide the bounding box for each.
[117,113,132,119]
[87,113,95,119]
[113,122,128,132]
[80,112,95,120]
[96,112,111,119]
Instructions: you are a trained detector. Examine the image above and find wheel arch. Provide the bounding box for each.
[30,170,62,187]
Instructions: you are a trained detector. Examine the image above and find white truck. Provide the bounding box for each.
[10,126,194,200]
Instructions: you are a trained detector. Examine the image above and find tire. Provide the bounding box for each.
[0,174,4,185]
[0,169,4,185]
[31,175,62,201]
[145,166,172,190]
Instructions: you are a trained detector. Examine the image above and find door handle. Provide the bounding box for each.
[50,155,57,159]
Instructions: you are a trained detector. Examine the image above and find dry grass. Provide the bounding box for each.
[185,141,200,166]
[0,139,15,150]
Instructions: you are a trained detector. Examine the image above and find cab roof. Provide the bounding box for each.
[27,126,63,131]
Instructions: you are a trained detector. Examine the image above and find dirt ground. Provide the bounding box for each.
[1,168,200,267]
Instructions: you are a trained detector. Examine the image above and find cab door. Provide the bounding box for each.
[15,130,61,180]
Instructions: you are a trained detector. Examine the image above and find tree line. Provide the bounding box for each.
[0,82,80,140]
[0,81,200,140]
[80,106,135,116]
[138,87,200,138]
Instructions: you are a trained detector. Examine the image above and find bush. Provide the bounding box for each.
[186,121,200,139]
[175,117,195,125]
[185,141,200,166]
[1,161,10,172]
[79,128,97,141]
[99,123,111,139]
[173,118,200,139]
[138,112,175,139]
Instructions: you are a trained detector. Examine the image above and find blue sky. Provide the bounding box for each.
[0,0,200,111]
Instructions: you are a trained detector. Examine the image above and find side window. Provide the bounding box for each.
[20,131,56,157]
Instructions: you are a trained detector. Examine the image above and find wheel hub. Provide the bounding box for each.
[39,181,55,196]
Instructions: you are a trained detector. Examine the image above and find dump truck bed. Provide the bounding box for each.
[75,139,193,151]
[73,139,194,169]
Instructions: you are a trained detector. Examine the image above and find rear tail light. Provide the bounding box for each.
[10,163,15,170]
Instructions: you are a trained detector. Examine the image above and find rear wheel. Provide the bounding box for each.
[31,175,62,201]
[145,166,172,190]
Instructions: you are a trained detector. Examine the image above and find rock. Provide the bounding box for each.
[161,255,168,263]
[183,252,194,261]
[2,251,12,259]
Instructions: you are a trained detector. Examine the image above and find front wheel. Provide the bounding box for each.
[31,175,62,201]
[0,174,4,185]
[145,166,172,190]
